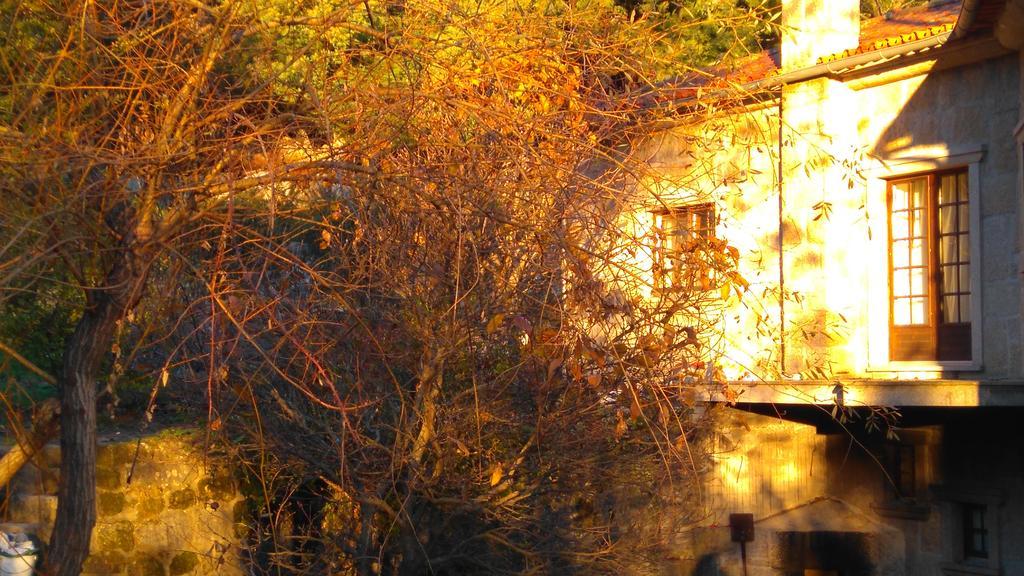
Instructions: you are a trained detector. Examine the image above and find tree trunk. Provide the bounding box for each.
[355,500,378,576]
[43,287,133,575]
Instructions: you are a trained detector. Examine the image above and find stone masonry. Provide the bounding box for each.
[0,429,245,575]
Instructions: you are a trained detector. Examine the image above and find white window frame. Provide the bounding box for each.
[864,148,984,372]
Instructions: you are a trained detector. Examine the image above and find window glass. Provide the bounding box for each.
[889,169,971,360]
[963,503,988,559]
[653,204,715,291]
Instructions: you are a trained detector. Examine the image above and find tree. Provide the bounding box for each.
[0,1,361,571]
[0,0,762,573]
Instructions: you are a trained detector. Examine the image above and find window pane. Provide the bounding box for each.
[911,268,926,295]
[959,172,969,201]
[939,205,955,234]
[941,265,958,293]
[911,238,925,266]
[695,208,713,235]
[654,205,716,291]
[892,186,908,210]
[893,240,909,267]
[939,174,957,204]
[959,232,970,261]
[894,269,910,296]
[960,295,971,323]
[911,297,927,324]
[959,204,969,231]
[941,235,956,263]
[943,295,959,323]
[894,299,911,325]
[892,211,909,239]
[911,179,925,208]
[959,266,970,293]
[912,208,926,238]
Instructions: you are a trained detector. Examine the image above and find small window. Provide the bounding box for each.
[888,170,971,361]
[884,443,916,499]
[653,204,716,291]
[963,503,989,560]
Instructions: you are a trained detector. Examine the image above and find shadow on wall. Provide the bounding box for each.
[687,530,874,576]
[866,44,1020,377]
[691,553,723,576]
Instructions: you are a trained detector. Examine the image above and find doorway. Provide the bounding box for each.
[776,531,874,576]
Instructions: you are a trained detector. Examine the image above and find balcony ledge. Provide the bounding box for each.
[720,379,1024,407]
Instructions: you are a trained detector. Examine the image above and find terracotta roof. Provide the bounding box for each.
[716,0,963,84]
[819,1,961,63]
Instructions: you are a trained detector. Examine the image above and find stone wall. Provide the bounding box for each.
[684,406,1024,576]
[637,47,1022,390]
[1,429,245,575]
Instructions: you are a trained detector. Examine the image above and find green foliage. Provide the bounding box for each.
[614,0,779,69]
[860,0,928,17]
[0,286,80,379]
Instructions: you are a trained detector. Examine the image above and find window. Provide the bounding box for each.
[962,503,989,560]
[888,169,971,361]
[652,204,716,291]
[875,433,937,521]
[938,493,1000,575]
[884,442,917,499]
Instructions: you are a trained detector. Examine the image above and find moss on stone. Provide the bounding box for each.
[168,488,196,509]
[97,491,126,516]
[130,555,167,576]
[95,520,135,553]
[197,474,235,501]
[169,551,198,575]
[137,493,166,518]
[97,442,138,468]
[81,550,126,574]
[95,467,122,490]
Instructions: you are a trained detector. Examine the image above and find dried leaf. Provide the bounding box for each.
[490,464,503,486]
[629,397,641,421]
[674,434,687,451]
[720,282,731,301]
[569,360,582,382]
[546,357,563,380]
[682,388,697,406]
[586,373,601,388]
[210,417,222,431]
[486,313,505,335]
[512,316,532,334]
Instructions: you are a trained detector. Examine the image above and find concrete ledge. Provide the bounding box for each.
[721,379,1024,407]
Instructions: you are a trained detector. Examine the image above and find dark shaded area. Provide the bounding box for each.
[777,531,873,576]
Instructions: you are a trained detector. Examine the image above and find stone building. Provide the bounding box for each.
[637,0,1024,574]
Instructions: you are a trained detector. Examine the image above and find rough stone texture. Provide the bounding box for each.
[169,488,196,510]
[1,430,245,575]
[169,551,199,575]
[131,554,167,576]
[98,491,127,517]
[702,409,826,525]
[643,47,1023,393]
[683,406,1024,576]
